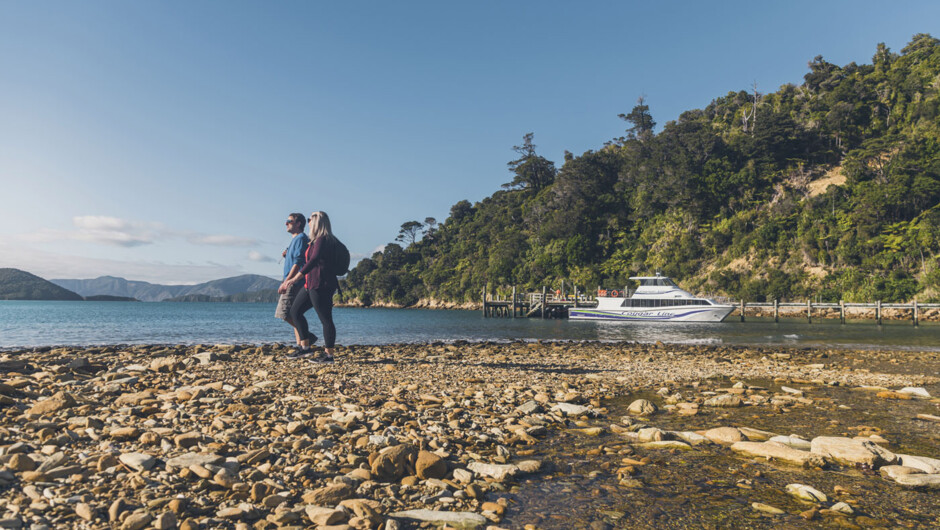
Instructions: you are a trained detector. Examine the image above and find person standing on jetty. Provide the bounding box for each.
[276,213,310,349]
[281,211,338,361]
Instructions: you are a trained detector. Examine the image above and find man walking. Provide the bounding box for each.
[276,213,310,349]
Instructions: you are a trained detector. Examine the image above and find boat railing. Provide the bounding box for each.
[596,288,635,298]
[708,294,733,304]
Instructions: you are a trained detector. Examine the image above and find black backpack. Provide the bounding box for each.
[330,236,351,276]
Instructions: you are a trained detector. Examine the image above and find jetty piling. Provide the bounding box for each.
[541,286,547,319]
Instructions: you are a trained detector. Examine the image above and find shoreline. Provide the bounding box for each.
[12,297,940,323]
[5,333,940,355]
[2,342,939,528]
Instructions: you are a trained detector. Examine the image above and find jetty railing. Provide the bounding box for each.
[736,300,940,326]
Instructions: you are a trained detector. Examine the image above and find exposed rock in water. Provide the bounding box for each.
[810,436,897,468]
[731,441,827,468]
[391,509,487,529]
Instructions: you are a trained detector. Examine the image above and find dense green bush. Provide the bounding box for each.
[343,35,940,305]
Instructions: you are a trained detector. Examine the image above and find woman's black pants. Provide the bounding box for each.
[289,285,336,347]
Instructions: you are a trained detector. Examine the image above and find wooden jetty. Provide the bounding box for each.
[481,284,597,319]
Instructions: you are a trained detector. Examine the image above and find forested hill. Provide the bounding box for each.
[343,34,940,306]
[0,269,83,301]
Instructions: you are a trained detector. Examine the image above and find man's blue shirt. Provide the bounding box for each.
[284,233,310,279]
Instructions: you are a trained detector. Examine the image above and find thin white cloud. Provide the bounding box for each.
[73,230,154,247]
[187,234,259,247]
[70,215,163,246]
[16,219,156,247]
[16,215,260,249]
[72,215,132,231]
[247,250,275,263]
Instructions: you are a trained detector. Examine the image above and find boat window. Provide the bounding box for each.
[620,298,716,308]
[663,279,677,287]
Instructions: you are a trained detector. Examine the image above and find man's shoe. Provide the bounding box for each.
[286,348,315,359]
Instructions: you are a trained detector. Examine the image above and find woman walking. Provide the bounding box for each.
[280,211,338,361]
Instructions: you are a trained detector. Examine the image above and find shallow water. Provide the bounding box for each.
[2,301,940,350]
[499,377,940,529]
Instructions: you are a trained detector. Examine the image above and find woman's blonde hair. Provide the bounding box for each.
[308,211,333,241]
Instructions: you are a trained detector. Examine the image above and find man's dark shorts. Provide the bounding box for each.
[275,282,303,321]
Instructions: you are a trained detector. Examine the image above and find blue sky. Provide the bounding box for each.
[1,1,937,284]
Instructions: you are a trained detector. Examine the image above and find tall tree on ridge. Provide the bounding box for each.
[619,96,656,141]
[504,133,557,192]
[396,221,423,246]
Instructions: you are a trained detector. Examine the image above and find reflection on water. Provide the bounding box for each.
[580,317,940,351]
[1,301,939,350]
[592,320,726,345]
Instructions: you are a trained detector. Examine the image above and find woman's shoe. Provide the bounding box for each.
[309,352,334,363]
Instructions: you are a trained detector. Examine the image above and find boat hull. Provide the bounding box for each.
[569,305,734,322]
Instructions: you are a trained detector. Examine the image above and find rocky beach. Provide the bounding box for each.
[1,342,939,529]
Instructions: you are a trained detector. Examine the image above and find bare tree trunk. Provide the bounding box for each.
[750,82,759,133]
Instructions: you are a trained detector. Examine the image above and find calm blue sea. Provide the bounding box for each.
[1,301,939,350]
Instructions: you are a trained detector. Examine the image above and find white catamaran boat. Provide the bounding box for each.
[568,273,734,322]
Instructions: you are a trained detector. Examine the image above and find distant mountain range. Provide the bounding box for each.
[163,289,279,303]
[0,268,83,301]
[51,274,280,302]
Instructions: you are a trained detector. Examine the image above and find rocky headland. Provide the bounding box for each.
[1,342,939,529]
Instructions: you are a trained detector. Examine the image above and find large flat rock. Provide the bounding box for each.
[810,436,896,468]
[467,462,518,481]
[391,509,487,529]
[893,474,940,490]
[897,454,940,474]
[164,452,224,471]
[731,441,826,468]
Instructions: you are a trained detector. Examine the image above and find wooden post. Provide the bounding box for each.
[541,286,547,319]
[511,286,517,318]
[574,286,579,308]
[913,299,919,327]
[876,300,882,325]
[740,300,746,322]
[482,284,488,318]
[807,299,812,324]
[840,300,845,324]
[773,299,779,323]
